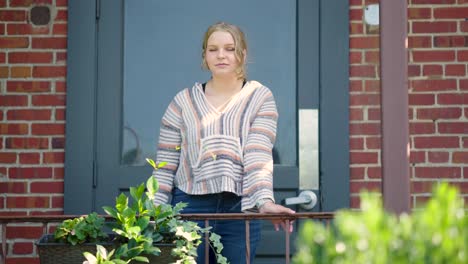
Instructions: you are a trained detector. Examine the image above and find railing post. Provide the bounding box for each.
[205,219,209,264]
[245,220,250,264]
[285,219,290,264]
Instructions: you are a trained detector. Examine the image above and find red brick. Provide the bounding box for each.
[410,122,435,134]
[411,0,455,3]
[411,79,456,92]
[6,226,43,239]
[0,10,26,21]
[408,64,421,77]
[9,0,52,6]
[56,0,67,6]
[52,196,64,208]
[8,52,53,63]
[463,79,468,90]
[452,152,468,163]
[7,23,49,35]
[350,94,380,106]
[434,7,468,19]
[414,136,459,148]
[0,66,8,78]
[0,52,5,63]
[43,151,64,164]
[458,50,468,61]
[7,109,52,121]
[350,196,360,209]
[434,36,466,48]
[51,137,65,149]
[5,137,49,149]
[364,80,380,92]
[365,137,380,149]
[31,37,67,49]
[56,10,68,21]
[350,0,362,6]
[438,122,468,134]
[0,37,29,48]
[53,23,67,35]
[12,242,34,254]
[463,137,468,148]
[422,65,443,76]
[351,167,365,180]
[0,182,27,194]
[413,50,455,62]
[350,36,380,49]
[368,108,380,120]
[10,66,31,78]
[411,181,434,194]
[19,153,40,164]
[415,167,461,179]
[32,66,66,78]
[350,137,364,150]
[417,107,462,120]
[461,21,468,32]
[350,152,378,164]
[9,167,53,179]
[448,181,468,193]
[0,95,28,106]
[350,108,363,121]
[53,167,64,179]
[55,108,65,120]
[367,167,381,179]
[7,195,50,209]
[350,80,362,92]
[31,181,63,193]
[350,51,362,64]
[428,151,449,163]
[0,0,4,7]
[55,81,66,92]
[410,151,426,163]
[350,23,364,34]
[408,36,432,48]
[6,81,50,93]
[445,64,466,76]
[0,152,17,163]
[412,22,457,33]
[0,123,28,135]
[56,52,67,64]
[350,65,376,77]
[32,94,66,106]
[364,51,379,63]
[438,93,468,105]
[350,9,363,21]
[408,8,432,19]
[350,181,381,193]
[350,123,381,135]
[31,124,65,135]
[6,256,40,263]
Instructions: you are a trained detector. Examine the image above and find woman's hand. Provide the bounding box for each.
[259,202,295,233]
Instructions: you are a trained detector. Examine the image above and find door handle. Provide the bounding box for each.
[284,190,318,210]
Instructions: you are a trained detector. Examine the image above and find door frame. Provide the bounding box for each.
[64,0,349,214]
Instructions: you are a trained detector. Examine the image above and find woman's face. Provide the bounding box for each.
[204,31,242,78]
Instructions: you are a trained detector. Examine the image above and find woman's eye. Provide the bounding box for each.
[208,49,217,52]
[226,47,235,51]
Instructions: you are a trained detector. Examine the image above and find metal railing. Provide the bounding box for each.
[0,212,334,264]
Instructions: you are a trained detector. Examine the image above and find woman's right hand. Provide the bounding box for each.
[259,202,295,233]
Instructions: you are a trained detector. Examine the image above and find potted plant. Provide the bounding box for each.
[37,159,228,264]
[293,183,467,264]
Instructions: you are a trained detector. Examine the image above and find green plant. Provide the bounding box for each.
[82,159,228,264]
[54,212,108,245]
[293,183,467,264]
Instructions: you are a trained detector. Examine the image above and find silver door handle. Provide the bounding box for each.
[284,190,318,210]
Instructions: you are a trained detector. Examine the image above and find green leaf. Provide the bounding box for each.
[146,176,159,197]
[157,161,167,169]
[116,193,128,213]
[146,158,156,169]
[136,216,150,230]
[132,256,149,263]
[83,252,97,263]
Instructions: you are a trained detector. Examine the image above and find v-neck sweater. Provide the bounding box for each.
[152,80,278,212]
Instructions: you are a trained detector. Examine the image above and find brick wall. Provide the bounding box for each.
[1,0,66,262]
[350,0,468,208]
[0,0,467,263]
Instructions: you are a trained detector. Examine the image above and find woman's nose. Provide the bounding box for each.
[217,50,225,59]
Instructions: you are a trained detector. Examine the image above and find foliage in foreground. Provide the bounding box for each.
[294,183,467,264]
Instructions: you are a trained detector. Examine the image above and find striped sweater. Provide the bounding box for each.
[152,80,277,211]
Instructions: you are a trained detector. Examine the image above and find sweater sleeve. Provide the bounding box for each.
[241,91,278,212]
[152,97,182,205]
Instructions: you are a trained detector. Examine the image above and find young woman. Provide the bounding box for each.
[153,22,295,263]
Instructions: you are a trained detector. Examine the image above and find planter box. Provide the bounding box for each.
[36,234,176,264]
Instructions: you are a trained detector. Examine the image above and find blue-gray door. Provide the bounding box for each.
[65,0,349,262]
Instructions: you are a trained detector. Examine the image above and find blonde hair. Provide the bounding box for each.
[201,22,248,80]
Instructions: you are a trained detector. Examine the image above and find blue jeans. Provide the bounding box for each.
[171,188,262,264]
